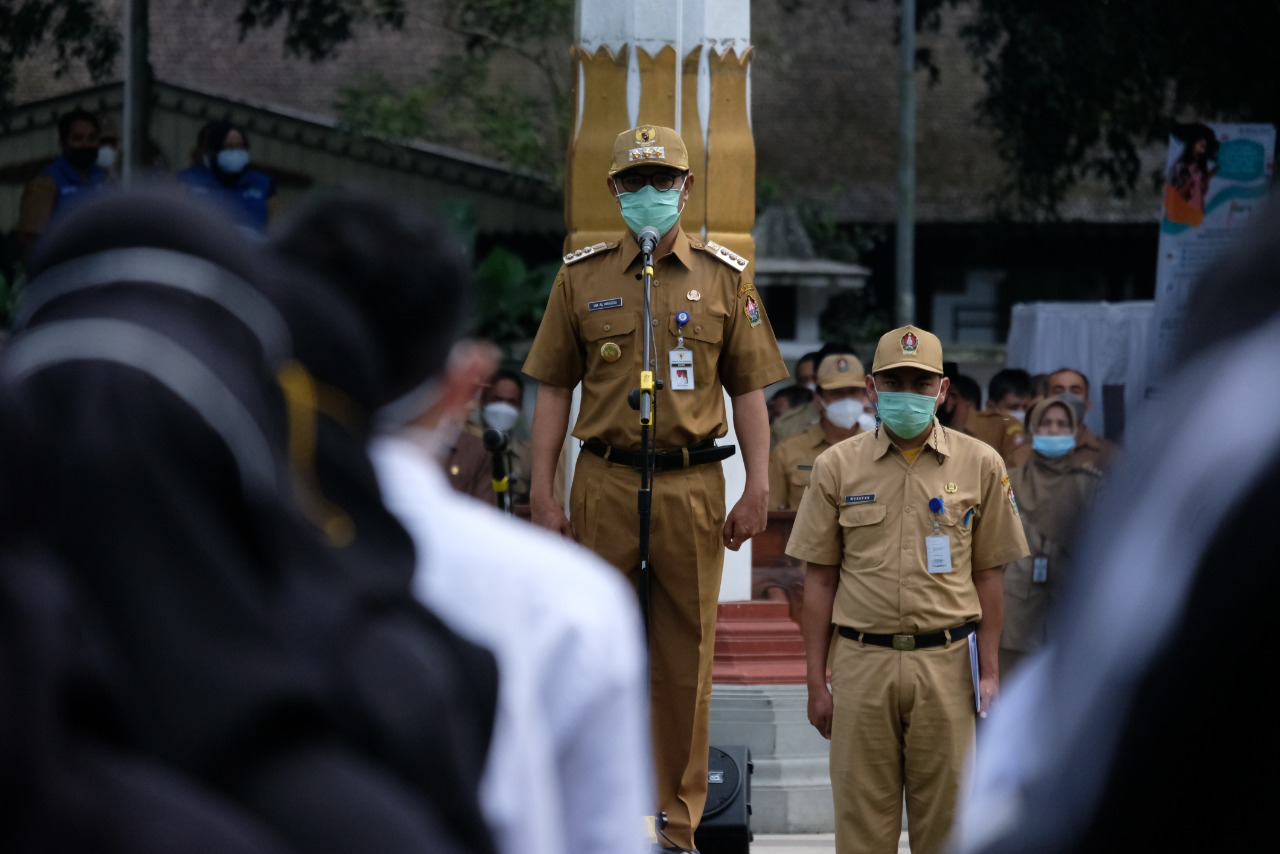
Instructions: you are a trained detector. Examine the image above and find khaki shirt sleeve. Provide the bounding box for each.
[718,277,789,397]
[522,267,583,389]
[784,449,843,565]
[17,175,57,238]
[972,453,1031,569]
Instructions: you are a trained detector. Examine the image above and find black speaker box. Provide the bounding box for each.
[694,744,752,854]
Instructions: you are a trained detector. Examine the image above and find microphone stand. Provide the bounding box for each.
[634,227,660,640]
[482,427,512,515]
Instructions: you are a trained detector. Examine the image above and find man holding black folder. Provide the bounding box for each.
[787,325,1028,854]
[523,125,786,852]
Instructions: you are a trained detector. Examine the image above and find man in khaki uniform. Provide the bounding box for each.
[942,373,1031,468]
[769,353,870,510]
[523,125,787,851]
[787,326,1028,854]
[1046,367,1120,470]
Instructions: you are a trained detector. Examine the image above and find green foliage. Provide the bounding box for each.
[919,0,1280,217]
[471,246,557,355]
[235,0,406,61]
[819,290,889,348]
[0,0,120,110]
[335,65,559,175]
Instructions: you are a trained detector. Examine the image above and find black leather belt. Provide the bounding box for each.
[581,438,736,470]
[838,622,976,651]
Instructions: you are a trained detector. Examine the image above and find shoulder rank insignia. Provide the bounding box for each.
[563,241,613,265]
[1078,461,1104,478]
[702,240,749,272]
[737,282,756,297]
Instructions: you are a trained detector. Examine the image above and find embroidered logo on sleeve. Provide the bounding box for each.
[744,295,762,327]
[588,298,623,311]
[844,494,875,504]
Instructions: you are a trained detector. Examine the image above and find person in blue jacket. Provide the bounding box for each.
[177,120,276,233]
[16,108,110,264]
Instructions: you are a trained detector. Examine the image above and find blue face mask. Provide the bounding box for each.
[873,388,939,439]
[1032,433,1076,459]
[617,185,683,237]
[216,148,251,174]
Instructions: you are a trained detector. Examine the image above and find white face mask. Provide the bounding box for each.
[97,145,117,169]
[481,401,520,432]
[858,411,878,432]
[822,397,864,431]
[1005,408,1028,424]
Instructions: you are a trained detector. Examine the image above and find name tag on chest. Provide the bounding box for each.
[588,298,623,311]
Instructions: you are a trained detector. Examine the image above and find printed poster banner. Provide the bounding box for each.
[1151,122,1275,381]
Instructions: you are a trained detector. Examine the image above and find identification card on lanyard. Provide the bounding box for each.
[669,310,694,390]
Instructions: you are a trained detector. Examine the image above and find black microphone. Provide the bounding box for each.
[637,226,660,255]
[482,428,509,454]
[483,428,511,511]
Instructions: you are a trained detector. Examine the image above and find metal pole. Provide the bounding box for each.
[895,0,917,326]
[122,0,149,187]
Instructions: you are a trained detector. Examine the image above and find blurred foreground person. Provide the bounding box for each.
[275,192,652,854]
[0,388,293,854]
[3,190,496,853]
[952,202,1280,853]
[998,397,1100,678]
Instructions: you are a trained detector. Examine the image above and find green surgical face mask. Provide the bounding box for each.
[618,185,683,237]
[873,385,940,439]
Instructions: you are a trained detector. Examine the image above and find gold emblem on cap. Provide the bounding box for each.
[944,482,958,494]
[635,126,657,144]
[687,289,701,301]
[601,342,622,362]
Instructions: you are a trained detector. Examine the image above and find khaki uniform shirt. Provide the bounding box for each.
[771,400,819,448]
[963,409,1031,468]
[769,422,859,510]
[1070,425,1119,471]
[523,229,788,449]
[786,420,1029,634]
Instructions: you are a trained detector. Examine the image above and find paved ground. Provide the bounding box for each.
[751,831,909,852]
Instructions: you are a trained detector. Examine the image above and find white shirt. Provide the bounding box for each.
[371,433,652,854]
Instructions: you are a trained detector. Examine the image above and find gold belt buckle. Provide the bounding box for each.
[892,634,915,651]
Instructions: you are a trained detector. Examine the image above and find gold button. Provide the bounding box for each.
[603,323,612,332]
[652,319,658,327]
[601,342,621,362]
[694,325,702,334]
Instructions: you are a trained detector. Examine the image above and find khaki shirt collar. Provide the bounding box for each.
[872,417,949,461]
[1076,425,1103,450]
[615,226,696,276]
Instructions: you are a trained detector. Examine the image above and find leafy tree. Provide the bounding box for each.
[471,246,559,355]
[234,0,406,61]
[0,0,120,110]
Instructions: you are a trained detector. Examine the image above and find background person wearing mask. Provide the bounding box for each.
[985,368,1034,423]
[177,120,276,233]
[769,352,874,511]
[998,396,1101,678]
[16,108,109,264]
[1045,367,1119,471]
[939,373,1030,469]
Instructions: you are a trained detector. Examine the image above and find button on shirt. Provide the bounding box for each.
[785,420,1029,634]
[522,229,787,449]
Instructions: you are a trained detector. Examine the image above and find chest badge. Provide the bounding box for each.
[944,482,958,494]
[687,289,701,301]
[600,342,622,363]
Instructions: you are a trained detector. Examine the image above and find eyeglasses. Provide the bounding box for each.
[615,171,688,194]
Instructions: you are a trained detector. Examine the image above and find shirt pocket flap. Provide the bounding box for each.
[668,313,724,345]
[582,311,637,342]
[838,504,887,528]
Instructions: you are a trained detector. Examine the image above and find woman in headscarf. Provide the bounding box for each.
[998,395,1101,677]
[5,189,495,853]
[177,120,276,233]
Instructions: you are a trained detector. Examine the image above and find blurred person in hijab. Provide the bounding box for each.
[951,199,1280,854]
[177,120,276,233]
[998,396,1101,678]
[4,189,496,854]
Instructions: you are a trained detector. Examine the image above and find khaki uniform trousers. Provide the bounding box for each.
[830,635,975,854]
[571,449,726,850]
